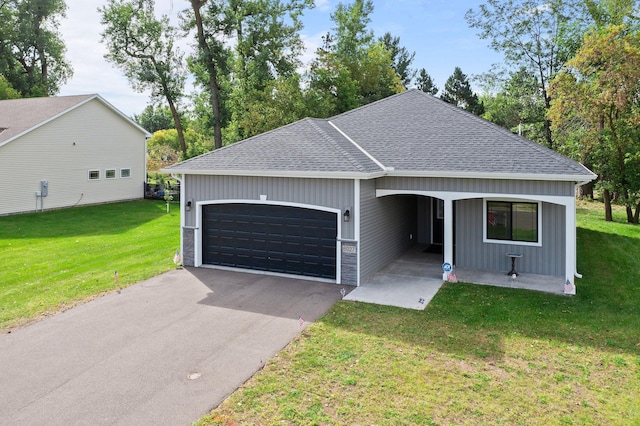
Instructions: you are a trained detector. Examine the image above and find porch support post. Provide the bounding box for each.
[442,198,454,280]
[564,198,577,294]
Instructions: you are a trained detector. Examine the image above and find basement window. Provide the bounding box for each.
[484,200,541,246]
[88,169,100,180]
[120,168,131,178]
[105,169,116,179]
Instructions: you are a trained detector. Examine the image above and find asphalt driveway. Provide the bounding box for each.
[0,268,345,425]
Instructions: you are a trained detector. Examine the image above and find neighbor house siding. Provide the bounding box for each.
[377,177,575,197]
[359,179,417,283]
[0,98,146,215]
[455,199,565,276]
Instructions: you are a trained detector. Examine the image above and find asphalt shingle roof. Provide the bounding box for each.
[168,117,382,175]
[0,95,95,145]
[165,90,595,180]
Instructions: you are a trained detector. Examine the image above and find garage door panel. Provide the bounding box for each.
[203,203,337,279]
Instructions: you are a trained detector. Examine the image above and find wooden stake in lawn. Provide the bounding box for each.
[114,270,118,283]
[164,193,173,213]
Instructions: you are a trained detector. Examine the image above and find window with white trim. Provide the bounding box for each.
[486,201,539,244]
[120,168,131,178]
[88,169,100,180]
[105,169,116,179]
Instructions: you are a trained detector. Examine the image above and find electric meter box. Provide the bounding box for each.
[41,180,48,197]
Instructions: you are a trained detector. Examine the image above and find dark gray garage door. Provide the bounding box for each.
[202,203,337,280]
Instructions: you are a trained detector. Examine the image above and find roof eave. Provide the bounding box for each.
[386,169,598,182]
[160,168,386,180]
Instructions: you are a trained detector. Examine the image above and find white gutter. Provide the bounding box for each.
[160,167,386,180]
[170,173,185,265]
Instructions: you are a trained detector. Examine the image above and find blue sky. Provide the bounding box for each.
[59,0,504,117]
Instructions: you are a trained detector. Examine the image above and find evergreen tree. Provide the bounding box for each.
[415,68,438,95]
[441,67,484,115]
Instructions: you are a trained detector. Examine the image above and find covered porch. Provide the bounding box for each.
[344,245,567,310]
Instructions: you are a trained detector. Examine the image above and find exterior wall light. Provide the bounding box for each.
[343,209,350,222]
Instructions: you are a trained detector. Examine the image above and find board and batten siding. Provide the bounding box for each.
[184,175,355,236]
[0,98,146,215]
[359,179,417,283]
[182,175,357,281]
[455,199,566,276]
[378,176,575,197]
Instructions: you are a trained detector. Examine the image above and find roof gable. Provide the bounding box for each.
[0,94,150,147]
[166,117,383,177]
[165,90,596,181]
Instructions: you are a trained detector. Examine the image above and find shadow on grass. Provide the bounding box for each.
[0,200,171,239]
[320,226,640,361]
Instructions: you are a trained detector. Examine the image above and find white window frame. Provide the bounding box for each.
[88,169,100,181]
[120,168,131,178]
[483,198,542,247]
[105,168,116,179]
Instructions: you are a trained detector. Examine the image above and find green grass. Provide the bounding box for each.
[199,200,640,426]
[0,200,180,330]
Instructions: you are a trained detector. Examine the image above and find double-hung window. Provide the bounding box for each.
[486,201,540,244]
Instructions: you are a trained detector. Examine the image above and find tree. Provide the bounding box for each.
[583,0,639,27]
[379,32,416,88]
[415,68,438,95]
[441,67,484,115]
[182,0,312,143]
[134,104,175,133]
[0,75,20,100]
[182,0,227,150]
[466,0,583,149]
[0,0,72,97]
[100,0,189,157]
[307,0,403,114]
[549,25,640,223]
[480,67,547,142]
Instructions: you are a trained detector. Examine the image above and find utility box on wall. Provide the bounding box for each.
[41,180,48,197]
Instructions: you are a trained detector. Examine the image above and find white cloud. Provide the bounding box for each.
[314,0,332,12]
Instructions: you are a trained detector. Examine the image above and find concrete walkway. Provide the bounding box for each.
[0,268,344,426]
[344,251,444,310]
[344,246,566,310]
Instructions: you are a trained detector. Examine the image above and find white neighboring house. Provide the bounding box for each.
[0,94,150,215]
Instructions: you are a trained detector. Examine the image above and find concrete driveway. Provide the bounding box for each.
[0,268,345,426]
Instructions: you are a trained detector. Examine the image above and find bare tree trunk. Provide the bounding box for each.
[626,206,634,223]
[191,0,223,150]
[577,180,594,199]
[167,97,187,158]
[603,188,613,221]
[634,202,640,224]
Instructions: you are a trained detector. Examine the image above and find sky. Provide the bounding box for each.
[58,0,504,117]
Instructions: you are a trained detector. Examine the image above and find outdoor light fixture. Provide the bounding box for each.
[186,200,192,211]
[343,209,351,222]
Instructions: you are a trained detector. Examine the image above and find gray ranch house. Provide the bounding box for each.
[164,90,596,294]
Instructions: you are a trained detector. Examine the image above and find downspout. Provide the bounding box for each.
[573,180,592,279]
[171,173,185,265]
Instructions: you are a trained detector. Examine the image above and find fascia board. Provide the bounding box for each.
[385,170,598,182]
[159,168,386,180]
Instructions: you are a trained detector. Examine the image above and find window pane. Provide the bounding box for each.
[487,201,511,240]
[106,169,116,179]
[512,203,537,242]
[120,168,131,178]
[89,170,99,180]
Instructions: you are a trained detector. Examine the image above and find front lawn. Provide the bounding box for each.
[200,200,640,425]
[0,200,180,330]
